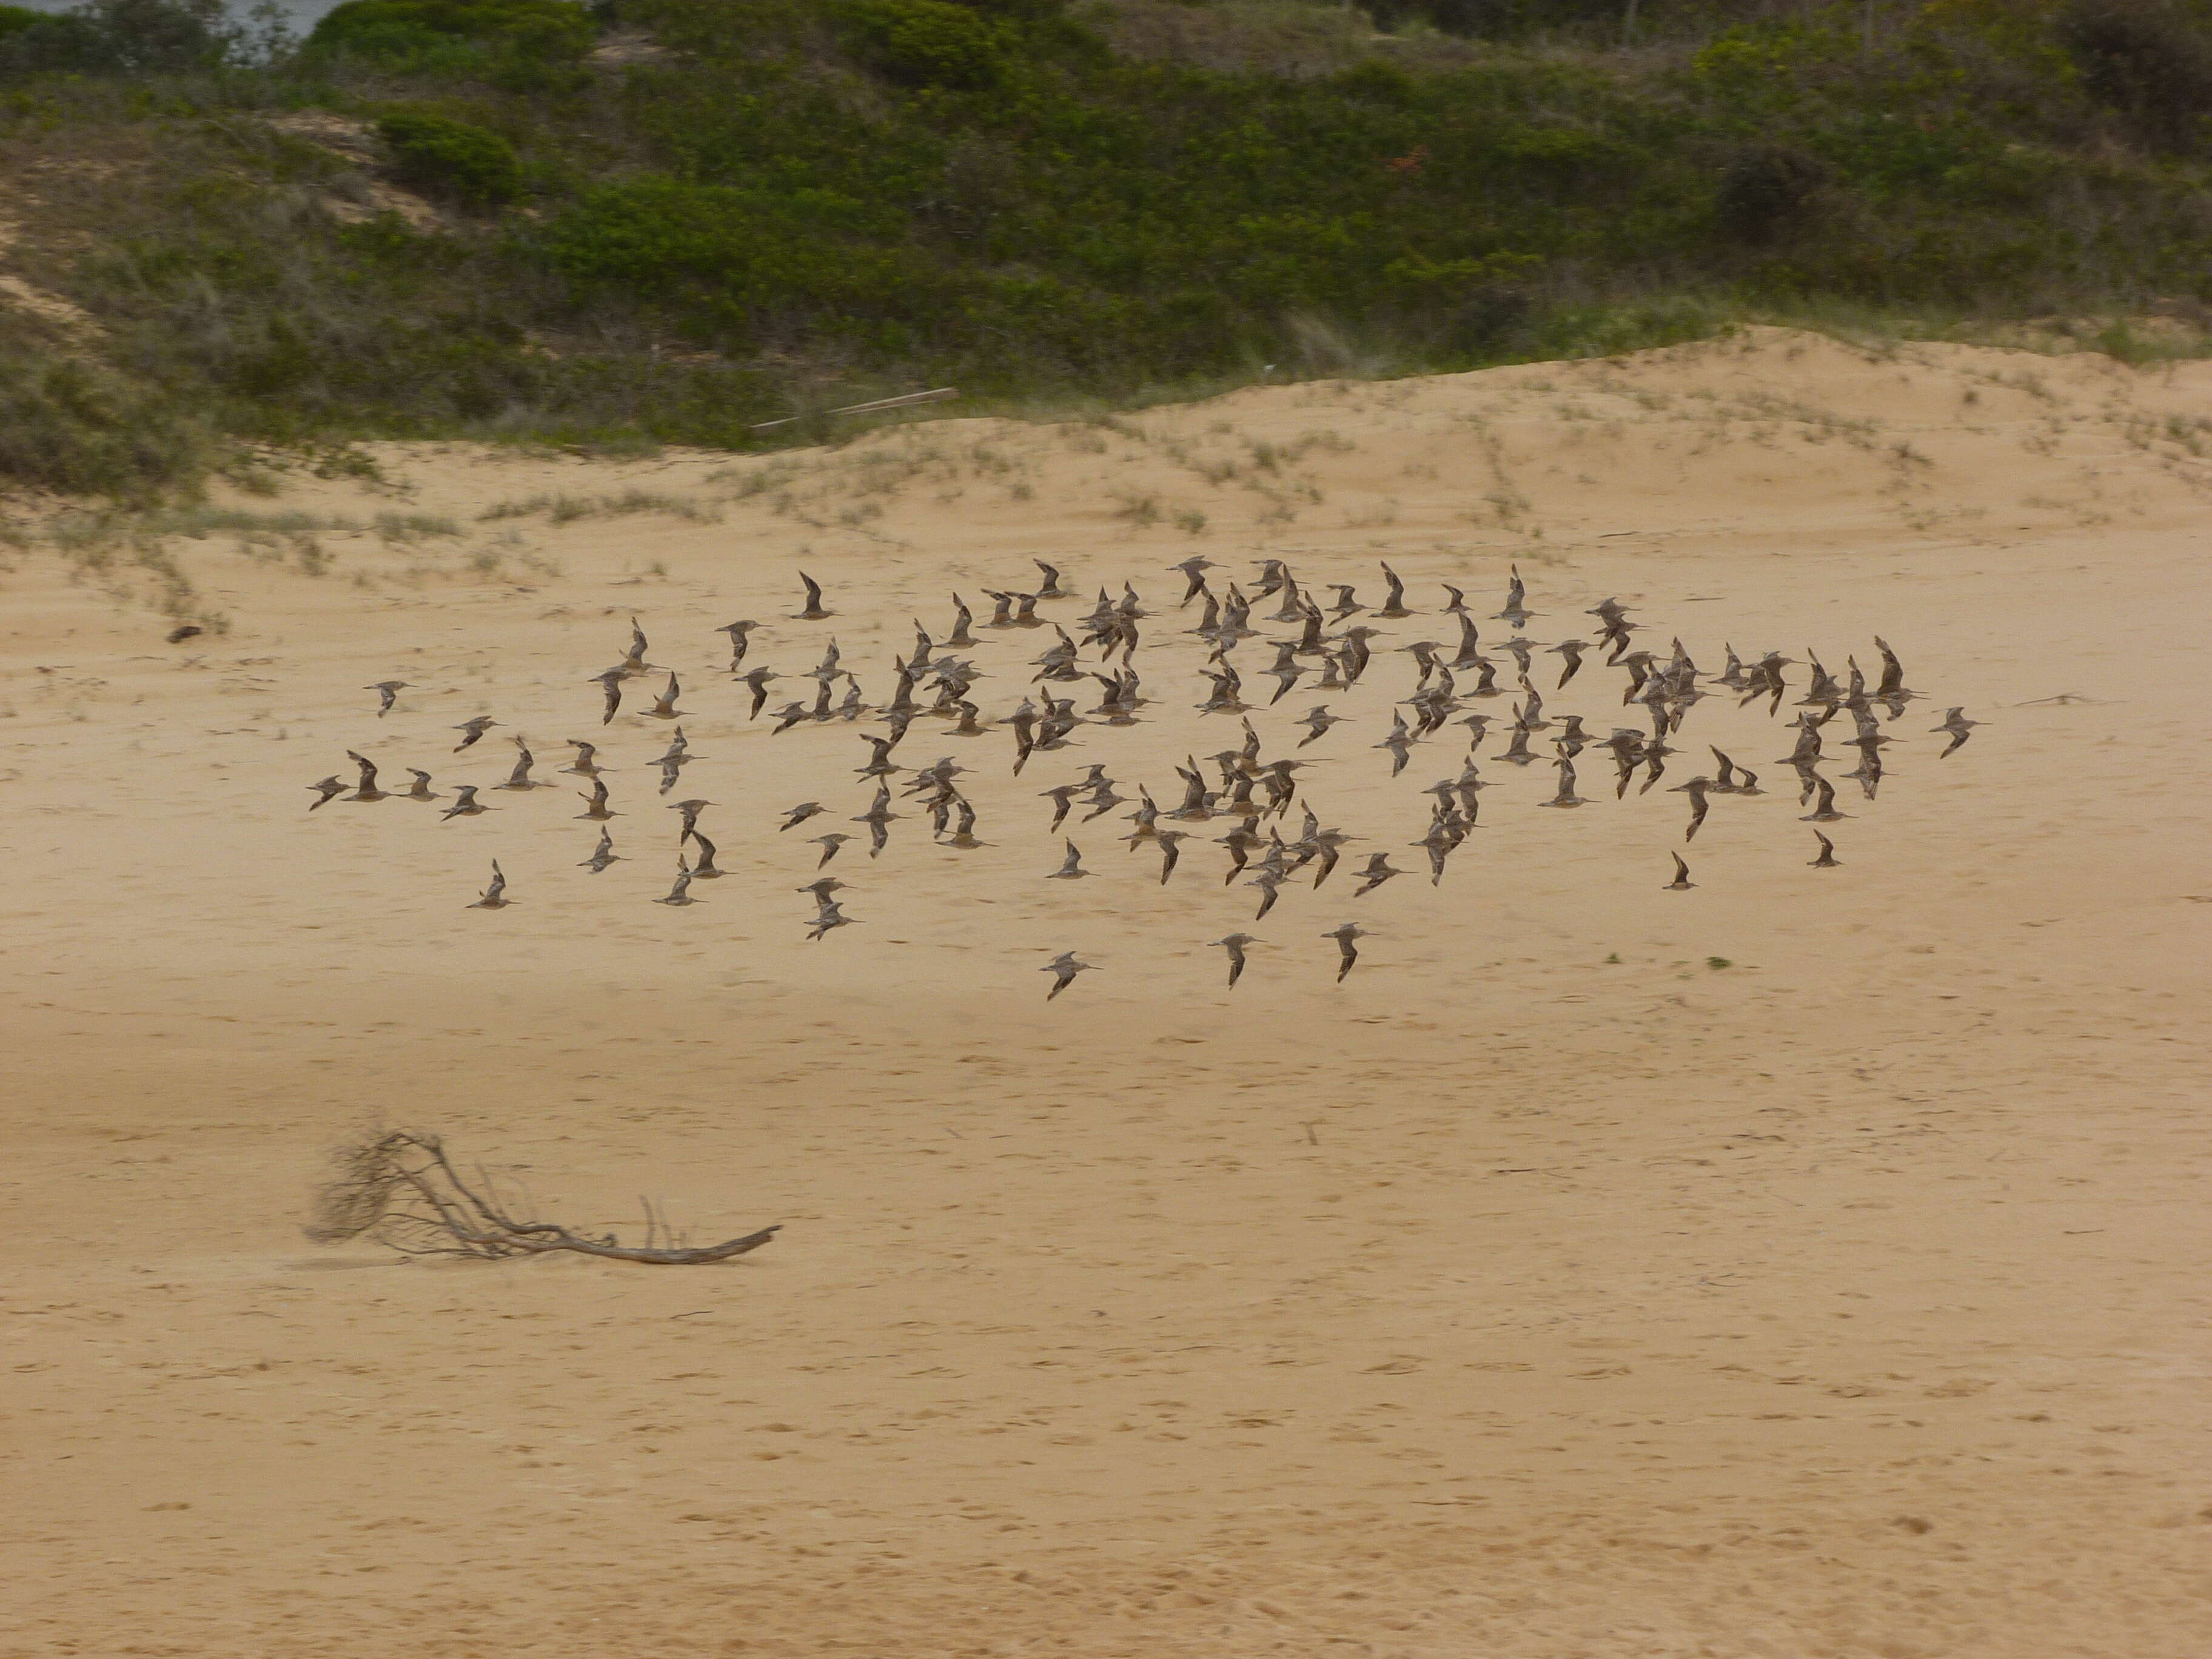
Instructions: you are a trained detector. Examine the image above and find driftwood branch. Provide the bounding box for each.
[305,1130,779,1265]
[748,387,957,431]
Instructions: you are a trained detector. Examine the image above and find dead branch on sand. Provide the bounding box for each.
[304,1130,779,1265]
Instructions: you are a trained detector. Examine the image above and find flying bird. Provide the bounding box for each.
[1170,556,1216,606]
[1665,852,1695,891]
[1799,774,1850,823]
[1809,830,1841,868]
[306,775,344,811]
[1375,562,1412,618]
[344,750,387,802]
[467,860,511,910]
[1494,563,1532,625]
[717,619,760,668]
[1932,706,1979,757]
[1352,853,1403,897]
[452,716,499,752]
[1538,754,1585,808]
[1375,714,1413,777]
[1154,830,1188,885]
[668,798,713,841]
[575,777,617,821]
[796,571,832,620]
[942,796,985,848]
[1546,640,1587,689]
[1668,775,1712,841]
[1247,869,1284,920]
[495,738,552,791]
[806,899,856,941]
[855,732,900,780]
[366,680,408,717]
[1042,951,1094,1000]
[654,861,702,907]
[441,784,491,820]
[1040,784,1081,831]
[579,829,621,873]
[1298,705,1345,748]
[1323,922,1367,982]
[1212,933,1258,988]
[740,666,781,720]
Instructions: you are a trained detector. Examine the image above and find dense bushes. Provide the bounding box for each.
[537,179,905,293]
[840,0,1017,89]
[307,0,594,87]
[0,0,247,72]
[2057,0,2212,151]
[5,0,2212,498]
[1714,146,1829,244]
[311,0,595,58]
[0,353,213,500]
[377,109,525,204]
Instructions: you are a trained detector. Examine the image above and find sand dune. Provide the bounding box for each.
[1,327,2207,1657]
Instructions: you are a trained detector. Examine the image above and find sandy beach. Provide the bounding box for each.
[1,327,2206,1657]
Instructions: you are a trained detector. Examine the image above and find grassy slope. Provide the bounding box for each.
[3,0,2212,501]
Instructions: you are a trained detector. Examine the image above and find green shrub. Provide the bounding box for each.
[839,0,1014,90]
[1714,146,1829,243]
[378,110,525,205]
[310,0,595,59]
[0,353,213,501]
[2057,0,2212,150]
[0,0,240,72]
[1496,123,1635,171]
[13,0,2212,504]
[958,0,1065,21]
[535,176,927,329]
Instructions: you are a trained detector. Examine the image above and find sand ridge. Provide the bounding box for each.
[0,327,2207,1657]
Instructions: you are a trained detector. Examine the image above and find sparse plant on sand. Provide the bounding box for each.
[306,1128,780,1265]
[479,489,720,525]
[371,511,462,543]
[1110,490,1161,527]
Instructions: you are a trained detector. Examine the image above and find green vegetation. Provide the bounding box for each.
[0,354,217,498]
[309,0,597,84]
[3,0,2212,500]
[0,0,267,73]
[377,109,524,202]
[314,0,598,59]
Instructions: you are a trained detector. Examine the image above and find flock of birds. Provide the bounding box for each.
[306,557,1978,997]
